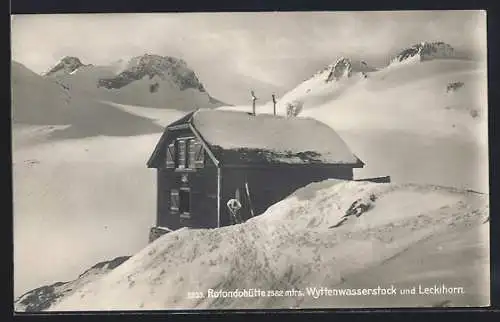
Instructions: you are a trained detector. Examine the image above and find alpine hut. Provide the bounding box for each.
[146,108,364,241]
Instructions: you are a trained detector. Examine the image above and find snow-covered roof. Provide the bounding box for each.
[190,109,361,165]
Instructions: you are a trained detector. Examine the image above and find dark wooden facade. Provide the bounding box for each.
[152,125,219,230]
[218,165,354,226]
[147,110,364,236]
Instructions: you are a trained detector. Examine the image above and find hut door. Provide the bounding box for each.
[178,187,191,227]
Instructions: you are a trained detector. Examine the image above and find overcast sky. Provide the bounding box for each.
[11,11,486,104]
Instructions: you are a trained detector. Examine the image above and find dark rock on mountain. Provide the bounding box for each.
[44,56,90,77]
[97,54,205,92]
[14,256,131,312]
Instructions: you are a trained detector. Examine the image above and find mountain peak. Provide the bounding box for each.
[391,41,457,65]
[325,57,376,82]
[44,56,89,76]
[125,54,188,73]
[98,54,205,92]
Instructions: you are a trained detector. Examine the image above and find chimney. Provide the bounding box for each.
[272,94,277,116]
[251,90,257,115]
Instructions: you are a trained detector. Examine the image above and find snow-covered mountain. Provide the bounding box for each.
[12,53,227,138]
[11,61,163,139]
[255,57,378,116]
[222,41,487,192]
[43,56,91,77]
[15,180,488,311]
[43,54,226,109]
[12,61,74,125]
[324,57,378,82]
[97,54,205,91]
[390,41,460,65]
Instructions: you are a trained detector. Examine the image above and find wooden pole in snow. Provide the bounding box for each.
[272,94,276,116]
[251,90,257,115]
[245,181,255,217]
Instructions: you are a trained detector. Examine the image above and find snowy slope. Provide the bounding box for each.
[11,60,164,140]
[226,42,488,192]
[12,133,165,297]
[269,57,377,115]
[48,64,117,97]
[98,101,187,127]
[300,59,487,139]
[12,98,184,298]
[11,61,74,125]
[14,256,130,312]
[300,59,488,192]
[45,180,489,310]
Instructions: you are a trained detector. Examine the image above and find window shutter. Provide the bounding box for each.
[194,141,204,168]
[165,143,175,168]
[170,189,179,212]
[178,139,186,168]
[188,139,196,169]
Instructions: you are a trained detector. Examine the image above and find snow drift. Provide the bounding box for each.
[45,180,489,310]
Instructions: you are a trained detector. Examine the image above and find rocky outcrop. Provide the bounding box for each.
[14,256,131,312]
[391,42,457,64]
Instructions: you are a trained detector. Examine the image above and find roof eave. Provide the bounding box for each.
[220,160,364,168]
[349,154,365,168]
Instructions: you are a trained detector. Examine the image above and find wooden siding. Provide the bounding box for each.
[157,166,218,229]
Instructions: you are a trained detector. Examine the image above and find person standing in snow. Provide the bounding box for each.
[227,198,242,224]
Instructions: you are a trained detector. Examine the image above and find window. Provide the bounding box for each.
[187,139,196,169]
[177,139,186,168]
[193,140,204,168]
[165,143,175,168]
[167,137,204,169]
[171,188,190,218]
[179,188,190,218]
[187,139,205,169]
